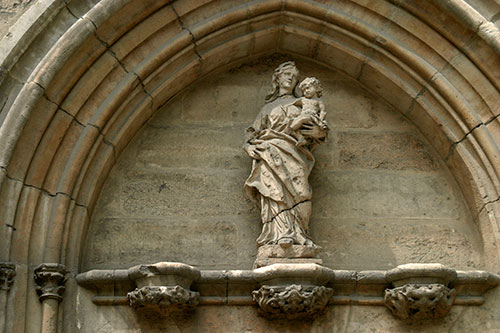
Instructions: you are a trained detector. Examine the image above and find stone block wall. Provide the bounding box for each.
[83,59,483,272]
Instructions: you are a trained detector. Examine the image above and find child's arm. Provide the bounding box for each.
[318,101,326,120]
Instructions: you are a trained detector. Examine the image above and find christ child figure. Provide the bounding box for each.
[289,77,328,146]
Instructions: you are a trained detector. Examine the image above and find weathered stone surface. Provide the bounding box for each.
[311,171,463,219]
[0,0,34,38]
[337,131,440,171]
[257,245,322,259]
[312,219,483,270]
[254,244,323,268]
[254,258,323,269]
[83,217,258,270]
[136,125,250,170]
[120,170,253,217]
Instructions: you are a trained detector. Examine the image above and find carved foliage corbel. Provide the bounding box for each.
[128,285,199,313]
[252,284,333,319]
[384,283,456,319]
[126,262,201,315]
[383,264,457,320]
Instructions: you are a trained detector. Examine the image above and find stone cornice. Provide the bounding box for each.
[76,263,500,308]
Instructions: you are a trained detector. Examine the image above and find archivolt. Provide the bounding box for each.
[0,0,499,279]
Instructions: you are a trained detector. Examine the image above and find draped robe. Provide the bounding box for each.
[245,95,324,246]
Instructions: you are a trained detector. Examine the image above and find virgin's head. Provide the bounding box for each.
[265,61,299,102]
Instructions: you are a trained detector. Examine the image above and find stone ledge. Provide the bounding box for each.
[76,263,500,308]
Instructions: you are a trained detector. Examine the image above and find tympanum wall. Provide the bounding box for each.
[85,59,483,273]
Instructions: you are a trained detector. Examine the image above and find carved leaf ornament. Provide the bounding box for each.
[128,285,199,314]
[384,283,456,320]
[252,284,333,319]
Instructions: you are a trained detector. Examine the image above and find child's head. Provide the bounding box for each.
[299,77,322,98]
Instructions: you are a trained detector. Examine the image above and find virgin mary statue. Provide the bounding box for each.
[244,62,327,248]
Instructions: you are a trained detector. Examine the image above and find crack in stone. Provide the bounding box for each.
[0,97,7,116]
[406,86,428,114]
[32,85,117,151]
[262,199,311,225]
[477,196,500,218]
[81,14,154,102]
[2,168,88,210]
[476,20,487,34]
[19,14,121,154]
[485,111,500,125]
[62,0,78,21]
[445,121,483,161]
[32,80,46,93]
[170,3,203,70]
[5,223,16,231]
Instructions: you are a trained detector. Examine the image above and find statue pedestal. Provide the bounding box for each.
[254,245,322,268]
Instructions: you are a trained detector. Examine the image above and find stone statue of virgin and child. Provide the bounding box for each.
[244,61,328,258]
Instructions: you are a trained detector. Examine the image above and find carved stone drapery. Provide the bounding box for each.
[384,283,456,320]
[128,285,199,314]
[34,264,67,302]
[244,62,328,259]
[252,284,333,319]
[0,263,15,291]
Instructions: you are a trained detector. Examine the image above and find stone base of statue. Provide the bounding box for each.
[254,245,322,268]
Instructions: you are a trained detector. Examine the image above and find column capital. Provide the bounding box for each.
[34,263,67,302]
[0,263,16,291]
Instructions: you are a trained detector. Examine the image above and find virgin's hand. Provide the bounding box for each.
[246,144,266,159]
[301,123,326,139]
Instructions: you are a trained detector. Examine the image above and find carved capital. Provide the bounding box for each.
[34,263,67,302]
[252,284,333,319]
[384,283,456,320]
[0,263,16,291]
[128,285,199,314]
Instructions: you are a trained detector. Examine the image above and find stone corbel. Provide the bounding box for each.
[76,262,499,321]
[126,262,201,315]
[383,264,458,320]
[0,263,16,291]
[252,263,334,320]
